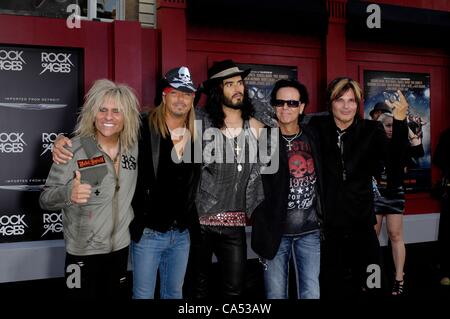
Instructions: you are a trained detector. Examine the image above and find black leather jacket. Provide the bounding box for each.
[251,125,324,260]
[308,114,408,234]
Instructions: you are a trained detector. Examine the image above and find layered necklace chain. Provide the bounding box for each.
[224,124,243,172]
[282,129,302,151]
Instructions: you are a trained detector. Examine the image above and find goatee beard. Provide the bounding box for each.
[222,96,244,110]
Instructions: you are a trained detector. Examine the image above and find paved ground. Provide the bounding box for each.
[0,241,449,300]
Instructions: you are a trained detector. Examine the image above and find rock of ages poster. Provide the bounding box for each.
[364,70,431,192]
[0,45,82,242]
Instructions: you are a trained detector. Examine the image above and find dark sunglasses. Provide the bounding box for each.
[273,99,301,108]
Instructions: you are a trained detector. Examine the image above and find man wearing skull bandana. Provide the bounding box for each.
[251,79,322,299]
[51,67,201,299]
[128,66,201,299]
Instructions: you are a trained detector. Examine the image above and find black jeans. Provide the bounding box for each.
[189,225,247,299]
[64,246,129,299]
[320,227,383,298]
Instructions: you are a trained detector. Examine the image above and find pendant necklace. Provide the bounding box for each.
[225,125,243,172]
[282,129,302,151]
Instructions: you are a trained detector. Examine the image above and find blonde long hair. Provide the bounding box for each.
[74,79,141,152]
[149,99,196,141]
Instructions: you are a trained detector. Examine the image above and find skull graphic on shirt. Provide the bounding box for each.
[289,154,308,178]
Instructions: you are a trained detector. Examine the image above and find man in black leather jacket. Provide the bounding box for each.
[251,79,323,299]
[308,77,409,298]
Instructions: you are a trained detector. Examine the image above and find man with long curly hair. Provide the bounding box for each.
[190,59,267,299]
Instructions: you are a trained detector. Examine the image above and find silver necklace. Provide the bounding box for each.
[282,129,302,151]
[224,125,243,172]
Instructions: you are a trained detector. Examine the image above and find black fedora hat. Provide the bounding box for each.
[369,101,392,118]
[203,59,251,90]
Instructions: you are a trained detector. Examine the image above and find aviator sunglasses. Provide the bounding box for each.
[273,99,301,108]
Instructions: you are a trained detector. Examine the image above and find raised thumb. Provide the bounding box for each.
[74,170,81,183]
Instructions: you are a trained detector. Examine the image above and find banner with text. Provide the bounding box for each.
[0,45,82,242]
[364,70,431,192]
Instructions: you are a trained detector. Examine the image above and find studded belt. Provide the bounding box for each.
[199,211,247,227]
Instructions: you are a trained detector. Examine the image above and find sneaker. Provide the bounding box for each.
[440,277,450,286]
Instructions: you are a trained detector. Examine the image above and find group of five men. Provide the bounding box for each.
[48,59,409,299]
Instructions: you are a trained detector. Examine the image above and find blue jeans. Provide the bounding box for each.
[264,230,320,299]
[131,227,190,299]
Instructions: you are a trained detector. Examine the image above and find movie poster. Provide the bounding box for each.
[237,63,298,105]
[364,70,431,192]
[0,45,82,242]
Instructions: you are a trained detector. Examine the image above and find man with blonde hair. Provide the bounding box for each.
[52,67,201,299]
[40,79,141,299]
[128,67,201,299]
